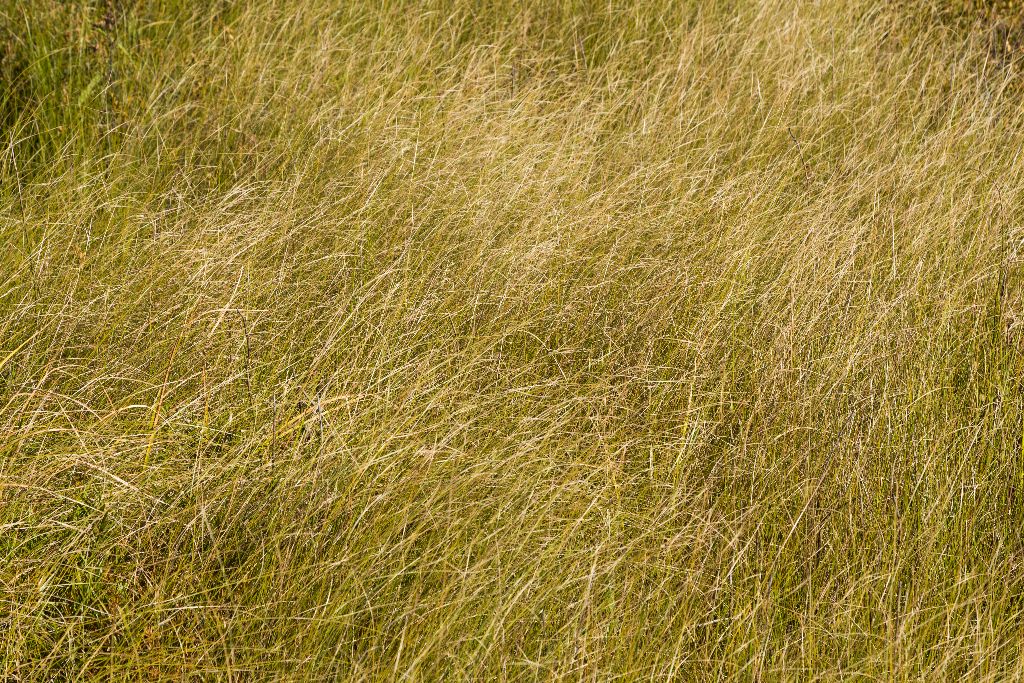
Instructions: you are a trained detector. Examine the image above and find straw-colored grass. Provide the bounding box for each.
[2,0,1024,679]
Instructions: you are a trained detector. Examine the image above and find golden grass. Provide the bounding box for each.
[2,0,1024,679]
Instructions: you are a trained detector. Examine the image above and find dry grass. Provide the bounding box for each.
[2,0,1024,679]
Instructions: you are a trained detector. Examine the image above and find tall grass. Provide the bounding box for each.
[2,0,1024,679]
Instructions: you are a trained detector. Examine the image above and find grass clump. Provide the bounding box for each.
[2,0,1024,679]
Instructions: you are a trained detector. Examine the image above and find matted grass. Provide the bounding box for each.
[2,0,1024,679]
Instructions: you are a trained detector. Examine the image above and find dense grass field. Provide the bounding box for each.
[3,0,1024,679]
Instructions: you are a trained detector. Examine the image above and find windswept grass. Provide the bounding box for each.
[2,0,1024,679]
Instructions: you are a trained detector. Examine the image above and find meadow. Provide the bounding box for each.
[2,0,1024,679]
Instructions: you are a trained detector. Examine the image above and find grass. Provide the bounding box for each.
[2,0,1024,679]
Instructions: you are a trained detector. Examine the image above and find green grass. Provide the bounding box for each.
[2,0,1024,679]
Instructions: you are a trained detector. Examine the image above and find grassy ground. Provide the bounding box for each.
[2,0,1024,679]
